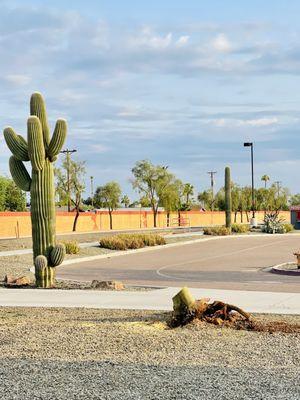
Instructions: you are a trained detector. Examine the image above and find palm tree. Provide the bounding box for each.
[183,183,194,205]
[261,175,270,189]
[121,195,130,208]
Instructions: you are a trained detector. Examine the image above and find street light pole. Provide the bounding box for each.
[243,142,255,221]
[60,149,77,212]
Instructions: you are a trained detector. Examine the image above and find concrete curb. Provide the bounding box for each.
[270,262,300,276]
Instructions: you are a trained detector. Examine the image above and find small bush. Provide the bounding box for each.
[99,237,127,250]
[283,223,294,233]
[262,212,291,234]
[61,240,80,254]
[203,226,231,236]
[231,223,250,233]
[99,233,166,250]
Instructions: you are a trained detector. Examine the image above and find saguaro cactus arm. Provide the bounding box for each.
[9,156,31,191]
[30,92,51,147]
[47,119,67,158]
[50,244,66,267]
[27,116,46,171]
[4,127,29,161]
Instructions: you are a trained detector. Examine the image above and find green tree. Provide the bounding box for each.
[160,179,184,226]
[121,195,130,208]
[0,176,9,211]
[198,190,214,210]
[5,180,26,211]
[131,160,175,227]
[0,176,26,211]
[55,157,86,231]
[94,181,121,229]
[230,184,241,222]
[240,186,253,221]
[261,175,270,189]
[139,196,151,207]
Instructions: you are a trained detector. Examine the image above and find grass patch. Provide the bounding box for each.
[99,233,166,250]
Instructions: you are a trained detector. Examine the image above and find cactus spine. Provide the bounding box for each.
[225,166,232,229]
[4,93,67,288]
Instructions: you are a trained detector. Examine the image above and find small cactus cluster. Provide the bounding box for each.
[225,166,232,229]
[4,93,67,287]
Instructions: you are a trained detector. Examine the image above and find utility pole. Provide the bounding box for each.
[60,149,77,212]
[90,176,94,208]
[207,171,217,210]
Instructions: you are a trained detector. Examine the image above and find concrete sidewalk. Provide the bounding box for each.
[0,287,299,314]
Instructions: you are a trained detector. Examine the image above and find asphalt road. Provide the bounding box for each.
[57,235,300,292]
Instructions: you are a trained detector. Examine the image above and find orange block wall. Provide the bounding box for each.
[0,210,291,239]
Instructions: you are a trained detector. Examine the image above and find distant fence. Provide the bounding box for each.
[0,210,291,239]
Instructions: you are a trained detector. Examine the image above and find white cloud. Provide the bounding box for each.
[176,35,189,46]
[89,144,110,153]
[209,117,279,128]
[129,27,173,49]
[211,33,232,52]
[5,74,31,85]
[242,117,279,127]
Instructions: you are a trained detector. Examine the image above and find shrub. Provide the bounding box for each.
[203,226,231,236]
[283,223,294,233]
[99,233,166,250]
[99,236,127,250]
[231,223,250,233]
[262,212,289,234]
[61,240,80,254]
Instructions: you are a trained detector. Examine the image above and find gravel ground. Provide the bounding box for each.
[0,248,115,282]
[0,308,299,400]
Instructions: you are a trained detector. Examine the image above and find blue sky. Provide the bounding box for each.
[1,0,300,200]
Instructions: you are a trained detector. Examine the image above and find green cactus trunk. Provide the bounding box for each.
[4,93,67,288]
[225,166,232,230]
[31,160,56,287]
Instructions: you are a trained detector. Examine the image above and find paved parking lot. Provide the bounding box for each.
[58,235,300,292]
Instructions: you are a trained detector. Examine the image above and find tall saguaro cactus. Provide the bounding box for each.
[4,93,67,287]
[225,166,232,229]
